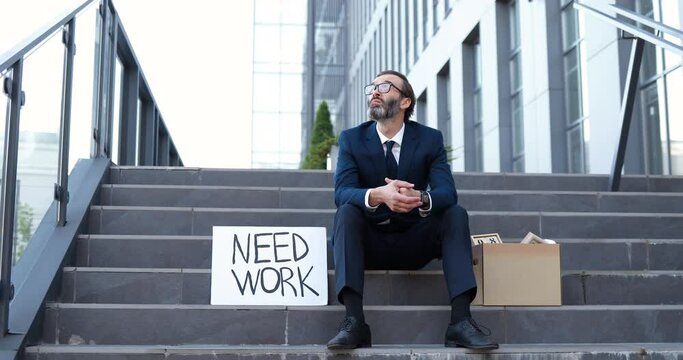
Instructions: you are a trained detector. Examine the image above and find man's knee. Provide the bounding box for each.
[445,204,469,223]
[337,203,363,217]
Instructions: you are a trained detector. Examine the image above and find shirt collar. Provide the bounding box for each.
[376,122,405,147]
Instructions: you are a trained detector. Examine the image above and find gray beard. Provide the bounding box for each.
[367,98,400,121]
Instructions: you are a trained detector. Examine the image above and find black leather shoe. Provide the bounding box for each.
[327,316,372,349]
[445,318,499,350]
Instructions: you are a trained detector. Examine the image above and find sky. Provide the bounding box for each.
[0,0,254,169]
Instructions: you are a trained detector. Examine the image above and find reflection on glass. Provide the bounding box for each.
[69,3,99,170]
[13,30,63,264]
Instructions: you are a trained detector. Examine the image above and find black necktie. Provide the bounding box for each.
[385,140,398,179]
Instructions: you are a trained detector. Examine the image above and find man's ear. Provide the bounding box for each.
[400,97,412,110]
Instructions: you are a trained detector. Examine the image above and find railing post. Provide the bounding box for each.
[91,0,107,158]
[0,60,24,336]
[609,37,645,191]
[56,19,77,226]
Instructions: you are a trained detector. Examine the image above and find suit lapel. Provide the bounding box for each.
[398,121,419,180]
[364,122,386,182]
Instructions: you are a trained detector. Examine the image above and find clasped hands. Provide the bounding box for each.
[368,177,423,213]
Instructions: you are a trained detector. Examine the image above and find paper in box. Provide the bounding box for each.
[471,242,561,306]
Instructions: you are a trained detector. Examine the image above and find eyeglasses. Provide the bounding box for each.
[363,82,407,96]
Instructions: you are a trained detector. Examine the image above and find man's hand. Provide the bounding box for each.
[368,178,423,213]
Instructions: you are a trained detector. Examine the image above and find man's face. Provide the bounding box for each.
[367,74,405,121]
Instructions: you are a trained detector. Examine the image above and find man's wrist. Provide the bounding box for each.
[367,188,382,208]
[419,190,431,210]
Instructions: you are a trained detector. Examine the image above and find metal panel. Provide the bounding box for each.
[0,60,24,336]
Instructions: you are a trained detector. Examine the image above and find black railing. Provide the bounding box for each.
[574,0,683,191]
[0,0,182,337]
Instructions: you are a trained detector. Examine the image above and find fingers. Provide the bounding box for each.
[399,187,420,197]
[387,193,422,213]
[385,177,415,189]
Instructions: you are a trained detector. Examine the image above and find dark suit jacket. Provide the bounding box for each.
[334,120,458,225]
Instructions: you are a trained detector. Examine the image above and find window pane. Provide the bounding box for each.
[280,25,306,64]
[474,123,483,171]
[561,6,578,50]
[280,74,303,112]
[510,53,521,92]
[564,48,582,124]
[281,0,307,24]
[512,157,525,172]
[512,94,524,157]
[474,42,482,87]
[509,0,519,50]
[567,124,584,173]
[254,25,281,63]
[252,113,280,152]
[255,0,281,24]
[641,43,658,81]
[253,73,280,112]
[473,91,482,126]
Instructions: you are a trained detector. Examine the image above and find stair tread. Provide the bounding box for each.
[24,343,683,353]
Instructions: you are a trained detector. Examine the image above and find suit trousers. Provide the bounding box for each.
[332,203,477,303]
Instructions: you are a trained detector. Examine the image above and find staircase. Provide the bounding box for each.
[23,167,683,359]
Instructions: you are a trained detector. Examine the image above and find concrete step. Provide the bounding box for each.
[87,206,683,239]
[98,185,683,213]
[60,267,683,306]
[23,343,683,360]
[562,271,683,305]
[41,303,683,345]
[76,235,683,271]
[108,167,683,192]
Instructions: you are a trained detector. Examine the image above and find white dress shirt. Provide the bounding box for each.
[364,123,432,216]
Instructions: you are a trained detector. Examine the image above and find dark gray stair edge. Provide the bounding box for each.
[23,343,683,354]
[42,303,683,310]
[100,184,683,196]
[110,166,683,181]
[62,267,683,276]
[76,235,683,243]
[88,206,683,217]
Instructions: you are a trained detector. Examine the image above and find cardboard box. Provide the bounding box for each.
[471,243,561,306]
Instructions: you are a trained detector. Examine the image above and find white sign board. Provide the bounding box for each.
[211,226,328,306]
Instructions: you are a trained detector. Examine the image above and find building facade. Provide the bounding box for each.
[251,0,347,169]
[339,0,682,175]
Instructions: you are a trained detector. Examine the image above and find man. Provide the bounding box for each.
[328,70,498,350]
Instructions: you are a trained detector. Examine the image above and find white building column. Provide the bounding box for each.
[480,4,501,172]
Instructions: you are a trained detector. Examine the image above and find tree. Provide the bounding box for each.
[14,202,34,264]
[302,101,337,169]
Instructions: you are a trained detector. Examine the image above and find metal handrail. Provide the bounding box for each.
[0,0,97,73]
[0,0,184,343]
[609,3,683,40]
[574,1,683,56]
[573,0,681,191]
